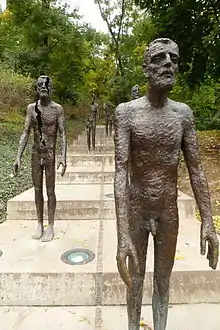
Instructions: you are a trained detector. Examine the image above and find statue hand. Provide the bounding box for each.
[14,158,21,176]
[57,160,67,177]
[200,222,219,269]
[116,238,139,289]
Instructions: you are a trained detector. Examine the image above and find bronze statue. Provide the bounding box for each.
[103,102,113,137]
[131,84,140,99]
[14,75,67,242]
[87,95,99,151]
[114,38,219,330]
[86,114,93,151]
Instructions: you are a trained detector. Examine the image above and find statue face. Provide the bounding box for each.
[36,76,52,99]
[131,85,140,99]
[145,41,179,91]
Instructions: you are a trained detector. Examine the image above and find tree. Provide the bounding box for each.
[135,0,220,87]
[1,0,95,105]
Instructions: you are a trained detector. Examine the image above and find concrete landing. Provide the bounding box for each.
[0,218,219,306]
[0,304,220,330]
[7,185,102,220]
[7,184,195,220]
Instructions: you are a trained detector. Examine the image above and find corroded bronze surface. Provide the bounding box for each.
[131,84,140,99]
[114,38,219,330]
[14,75,67,242]
[87,96,99,151]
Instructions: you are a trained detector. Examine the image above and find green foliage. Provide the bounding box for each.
[0,63,34,109]
[170,77,220,130]
[135,0,220,86]
[0,123,32,221]
[0,1,102,105]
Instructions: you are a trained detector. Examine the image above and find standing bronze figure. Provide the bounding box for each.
[86,115,93,151]
[131,84,140,100]
[87,96,99,151]
[103,102,113,137]
[114,38,219,330]
[14,75,67,242]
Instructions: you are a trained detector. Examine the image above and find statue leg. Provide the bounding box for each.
[87,128,91,151]
[31,152,44,240]
[127,220,150,330]
[152,210,179,330]
[105,118,108,136]
[92,120,96,151]
[109,119,112,137]
[42,151,56,242]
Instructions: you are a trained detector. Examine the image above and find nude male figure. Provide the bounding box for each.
[89,95,99,151]
[14,75,67,242]
[103,102,113,137]
[114,38,219,330]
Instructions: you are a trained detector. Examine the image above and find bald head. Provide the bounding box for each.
[36,75,52,99]
[143,38,179,91]
[144,38,179,66]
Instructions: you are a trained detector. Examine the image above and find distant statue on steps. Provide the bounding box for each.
[103,102,113,137]
[86,114,93,151]
[114,38,219,330]
[87,94,99,151]
[14,75,67,242]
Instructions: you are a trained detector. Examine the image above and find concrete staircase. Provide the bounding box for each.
[1,125,220,330]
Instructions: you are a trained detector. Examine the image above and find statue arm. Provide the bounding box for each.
[181,106,212,222]
[114,104,130,242]
[17,105,32,159]
[57,105,67,162]
[57,105,67,176]
[114,104,139,286]
[181,105,218,269]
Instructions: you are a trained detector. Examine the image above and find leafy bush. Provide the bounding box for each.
[0,62,34,107]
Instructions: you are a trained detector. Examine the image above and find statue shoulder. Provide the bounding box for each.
[169,99,193,118]
[115,98,142,117]
[51,101,64,113]
[26,103,35,113]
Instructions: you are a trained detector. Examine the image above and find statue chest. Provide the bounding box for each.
[32,109,58,128]
[130,110,183,149]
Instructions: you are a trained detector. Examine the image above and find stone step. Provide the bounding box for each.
[66,154,114,167]
[7,185,102,221]
[56,166,114,184]
[69,145,114,154]
[7,185,196,221]
[0,304,220,329]
[73,136,114,146]
[0,219,219,306]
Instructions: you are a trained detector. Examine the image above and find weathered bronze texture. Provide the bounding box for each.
[114,38,219,330]
[103,103,113,137]
[87,96,99,151]
[14,75,67,242]
[131,84,140,99]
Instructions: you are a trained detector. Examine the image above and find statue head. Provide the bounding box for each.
[131,85,140,99]
[36,75,52,100]
[143,38,179,91]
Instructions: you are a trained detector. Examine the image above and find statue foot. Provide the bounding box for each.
[32,223,44,240]
[41,224,54,242]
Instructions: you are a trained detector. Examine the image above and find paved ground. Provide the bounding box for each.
[0,304,220,330]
